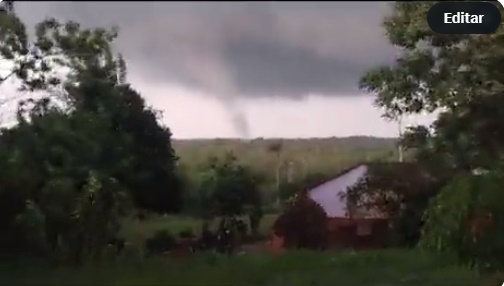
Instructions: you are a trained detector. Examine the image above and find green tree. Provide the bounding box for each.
[0,5,181,260]
[0,101,132,260]
[359,1,504,266]
[273,196,328,250]
[72,80,181,213]
[360,2,504,171]
[0,5,180,213]
[197,153,263,226]
[344,162,440,247]
[421,169,504,271]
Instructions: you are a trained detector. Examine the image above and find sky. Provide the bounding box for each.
[3,1,436,139]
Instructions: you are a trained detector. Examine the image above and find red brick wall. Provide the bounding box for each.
[326,217,389,249]
[269,217,390,252]
[269,234,285,254]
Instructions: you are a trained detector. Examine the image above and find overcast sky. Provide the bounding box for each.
[4,1,435,139]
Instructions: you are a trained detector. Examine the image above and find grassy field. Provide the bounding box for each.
[0,249,482,286]
[173,137,402,204]
[0,215,497,285]
[1,216,499,286]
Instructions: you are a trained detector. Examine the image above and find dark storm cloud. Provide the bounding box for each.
[15,1,397,99]
[223,38,366,98]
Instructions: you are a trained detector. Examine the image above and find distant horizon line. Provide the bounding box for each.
[172,135,399,140]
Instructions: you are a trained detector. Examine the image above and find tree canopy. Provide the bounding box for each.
[360,2,504,172]
[0,5,180,261]
[359,1,504,267]
[196,153,262,218]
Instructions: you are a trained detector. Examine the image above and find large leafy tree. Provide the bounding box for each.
[0,100,133,261]
[360,2,504,171]
[344,162,440,247]
[0,4,181,260]
[359,1,504,266]
[65,79,181,213]
[0,4,180,212]
[421,169,504,271]
[273,196,328,250]
[197,153,263,229]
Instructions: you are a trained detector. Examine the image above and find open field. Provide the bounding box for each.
[173,137,400,179]
[0,250,483,286]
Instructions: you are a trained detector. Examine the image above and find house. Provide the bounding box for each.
[270,162,394,252]
[309,163,391,249]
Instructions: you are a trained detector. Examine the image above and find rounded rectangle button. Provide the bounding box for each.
[427,1,501,34]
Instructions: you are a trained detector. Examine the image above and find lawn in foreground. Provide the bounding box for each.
[0,249,480,286]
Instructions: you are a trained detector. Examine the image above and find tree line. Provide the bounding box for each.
[176,137,398,214]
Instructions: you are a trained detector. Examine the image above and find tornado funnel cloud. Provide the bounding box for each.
[225,99,250,138]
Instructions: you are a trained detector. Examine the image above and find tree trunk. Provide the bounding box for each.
[275,154,282,208]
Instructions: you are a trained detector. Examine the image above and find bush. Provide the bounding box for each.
[344,162,440,247]
[273,196,328,250]
[145,230,177,255]
[179,228,194,239]
[420,170,504,271]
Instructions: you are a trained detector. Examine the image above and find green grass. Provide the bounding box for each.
[0,216,487,285]
[0,249,480,286]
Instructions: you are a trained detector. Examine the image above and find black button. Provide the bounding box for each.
[427,2,501,34]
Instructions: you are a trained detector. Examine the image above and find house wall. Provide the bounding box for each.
[269,217,390,253]
[326,217,390,249]
[269,234,285,254]
[269,164,392,253]
[308,164,368,218]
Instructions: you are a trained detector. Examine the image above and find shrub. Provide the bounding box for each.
[344,162,440,247]
[248,207,263,237]
[273,196,328,250]
[179,228,194,239]
[420,170,504,271]
[145,230,177,255]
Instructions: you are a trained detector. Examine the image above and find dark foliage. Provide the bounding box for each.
[421,170,504,271]
[273,197,329,250]
[107,237,126,254]
[72,80,181,213]
[179,229,194,239]
[344,162,441,246]
[215,217,241,254]
[248,208,263,237]
[196,223,217,251]
[0,9,181,261]
[145,230,177,255]
[360,2,504,269]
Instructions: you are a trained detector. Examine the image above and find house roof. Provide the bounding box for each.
[307,164,369,218]
[299,163,367,196]
[305,161,416,218]
[324,163,368,183]
[305,161,411,191]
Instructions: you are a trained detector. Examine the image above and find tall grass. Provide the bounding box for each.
[0,250,480,286]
